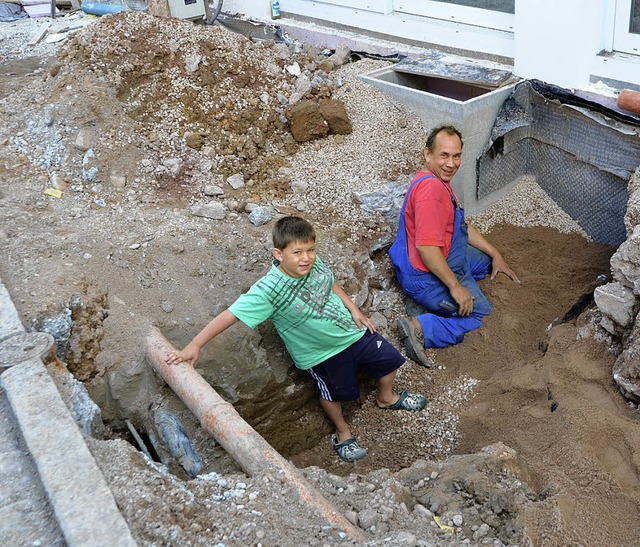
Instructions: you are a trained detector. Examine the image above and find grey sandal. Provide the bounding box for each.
[331,434,368,462]
[385,390,426,411]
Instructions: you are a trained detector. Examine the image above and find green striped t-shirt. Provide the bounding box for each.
[228,257,365,370]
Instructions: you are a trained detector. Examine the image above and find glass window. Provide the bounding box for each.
[614,0,640,54]
[631,0,640,33]
[429,0,514,14]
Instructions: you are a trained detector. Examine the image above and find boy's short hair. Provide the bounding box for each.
[273,216,316,249]
[425,125,463,151]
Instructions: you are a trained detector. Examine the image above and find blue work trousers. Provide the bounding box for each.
[389,176,492,348]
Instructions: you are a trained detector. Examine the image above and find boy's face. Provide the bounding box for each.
[273,239,316,278]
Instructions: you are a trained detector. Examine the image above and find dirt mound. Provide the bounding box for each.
[53,12,343,191]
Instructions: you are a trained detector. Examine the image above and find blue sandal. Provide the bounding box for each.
[385,390,426,411]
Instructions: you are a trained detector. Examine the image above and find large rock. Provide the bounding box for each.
[594,281,636,328]
[613,313,640,402]
[607,168,640,401]
[74,127,97,152]
[190,202,227,220]
[286,100,329,142]
[624,168,640,236]
[319,98,352,135]
[329,44,352,68]
[611,224,640,294]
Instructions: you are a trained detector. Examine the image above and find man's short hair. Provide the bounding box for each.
[425,125,464,151]
[273,216,316,249]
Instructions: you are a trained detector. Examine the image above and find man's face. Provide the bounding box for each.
[424,131,462,182]
[273,239,316,278]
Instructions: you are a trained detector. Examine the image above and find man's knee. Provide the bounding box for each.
[472,291,492,317]
[467,246,492,280]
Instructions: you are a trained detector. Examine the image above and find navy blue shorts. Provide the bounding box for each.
[308,330,405,402]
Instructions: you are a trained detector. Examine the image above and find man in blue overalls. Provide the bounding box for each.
[389,125,520,366]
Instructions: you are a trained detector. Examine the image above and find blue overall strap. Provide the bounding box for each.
[437,178,460,211]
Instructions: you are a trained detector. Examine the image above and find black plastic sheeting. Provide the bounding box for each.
[530,80,640,126]
[478,81,640,247]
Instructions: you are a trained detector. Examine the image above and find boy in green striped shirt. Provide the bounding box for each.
[166,216,425,462]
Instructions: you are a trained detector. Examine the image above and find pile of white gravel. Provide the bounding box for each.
[470,175,589,238]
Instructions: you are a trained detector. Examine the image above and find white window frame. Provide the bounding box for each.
[394,0,514,32]
[319,0,392,13]
[613,0,640,54]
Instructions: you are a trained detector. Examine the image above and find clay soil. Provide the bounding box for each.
[2,11,640,547]
[292,226,640,545]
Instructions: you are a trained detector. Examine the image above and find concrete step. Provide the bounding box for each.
[0,279,137,547]
[0,388,65,546]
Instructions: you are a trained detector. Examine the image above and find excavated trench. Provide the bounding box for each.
[3,11,640,544]
[45,221,616,482]
[37,71,639,481]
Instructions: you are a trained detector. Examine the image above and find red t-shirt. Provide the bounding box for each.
[404,171,458,273]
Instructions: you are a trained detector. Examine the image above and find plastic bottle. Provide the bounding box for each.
[270,1,281,19]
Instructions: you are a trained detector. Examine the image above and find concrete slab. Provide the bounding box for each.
[394,57,512,88]
[0,278,25,343]
[0,278,137,546]
[1,359,137,547]
[0,389,64,546]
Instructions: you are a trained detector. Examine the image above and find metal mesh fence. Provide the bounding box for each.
[478,81,639,246]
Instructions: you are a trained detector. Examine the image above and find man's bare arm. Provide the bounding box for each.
[467,225,520,283]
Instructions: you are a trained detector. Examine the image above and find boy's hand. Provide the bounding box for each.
[350,308,376,333]
[165,343,200,367]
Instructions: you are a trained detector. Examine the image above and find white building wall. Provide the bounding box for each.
[223,0,270,19]
[514,0,603,90]
[221,0,639,93]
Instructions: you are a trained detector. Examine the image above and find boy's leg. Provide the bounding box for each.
[376,368,398,407]
[351,331,426,411]
[318,398,351,442]
[309,355,361,443]
[310,361,369,462]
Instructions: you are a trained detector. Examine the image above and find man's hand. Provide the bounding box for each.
[450,283,474,316]
[467,225,520,284]
[490,254,520,284]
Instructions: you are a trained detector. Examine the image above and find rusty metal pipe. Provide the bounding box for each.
[145,327,366,543]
